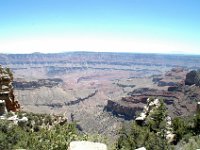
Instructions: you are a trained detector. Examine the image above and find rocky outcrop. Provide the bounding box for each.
[106,78,200,119]
[152,77,163,83]
[13,78,63,90]
[153,68,186,88]
[65,90,98,106]
[136,98,175,143]
[135,98,161,125]
[185,70,200,86]
[157,81,178,87]
[105,99,143,120]
[128,88,179,103]
[105,87,182,120]
[35,102,64,108]
[168,82,184,92]
[0,65,20,112]
[116,83,135,88]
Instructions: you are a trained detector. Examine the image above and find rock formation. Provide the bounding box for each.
[185,70,200,86]
[153,68,186,89]
[105,67,200,120]
[105,86,182,120]
[136,98,175,143]
[135,98,161,125]
[0,65,20,113]
[65,90,98,106]
[105,99,144,120]
[13,78,63,90]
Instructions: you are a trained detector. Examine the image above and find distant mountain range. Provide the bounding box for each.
[1,52,200,69]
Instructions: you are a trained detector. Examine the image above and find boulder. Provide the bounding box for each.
[135,114,146,125]
[68,141,107,150]
[18,116,28,122]
[166,133,175,143]
[135,147,146,150]
[18,116,28,127]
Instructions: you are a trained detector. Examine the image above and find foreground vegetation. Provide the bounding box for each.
[116,101,200,150]
[1,105,200,150]
[0,112,108,150]
[116,100,171,150]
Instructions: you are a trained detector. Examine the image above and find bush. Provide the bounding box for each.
[193,111,200,134]
[0,114,84,150]
[147,100,167,132]
[116,99,171,150]
[116,122,170,150]
[172,117,187,143]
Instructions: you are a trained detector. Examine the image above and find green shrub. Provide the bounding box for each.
[116,122,170,150]
[193,111,200,134]
[172,117,187,143]
[0,114,86,150]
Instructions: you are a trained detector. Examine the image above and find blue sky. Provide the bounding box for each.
[0,0,200,54]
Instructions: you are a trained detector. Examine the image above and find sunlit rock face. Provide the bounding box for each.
[68,141,107,150]
[0,65,20,112]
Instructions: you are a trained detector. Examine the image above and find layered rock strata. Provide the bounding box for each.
[105,99,144,120]
[0,65,20,112]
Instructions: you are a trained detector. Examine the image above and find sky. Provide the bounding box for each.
[0,0,200,54]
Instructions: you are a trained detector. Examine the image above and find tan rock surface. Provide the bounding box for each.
[68,141,107,150]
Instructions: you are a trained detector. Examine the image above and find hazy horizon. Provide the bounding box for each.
[0,0,200,54]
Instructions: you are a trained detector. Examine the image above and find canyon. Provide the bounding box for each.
[1,52,200,138]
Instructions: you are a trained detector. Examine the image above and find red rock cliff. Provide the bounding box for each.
[0,65,20,112]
